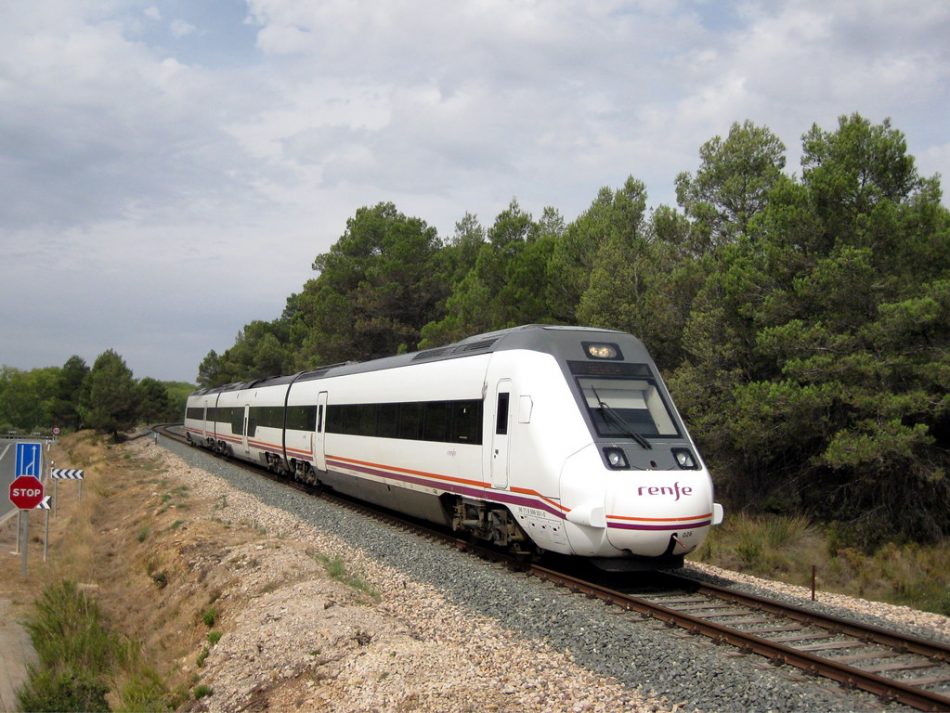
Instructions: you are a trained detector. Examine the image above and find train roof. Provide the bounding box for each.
[189,324,647,396]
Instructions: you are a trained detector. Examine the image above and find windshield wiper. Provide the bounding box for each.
[591,387,652,450]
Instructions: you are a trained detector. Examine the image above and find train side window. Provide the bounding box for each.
[453,401,482,443]
[358,403,378,436]
[377,403,399,439]
[422,402,450,442]
[398,403,423,440]
[327,405,355,435]
[231,410,244,435]
[317,404,324,433]
[496,393,509,435]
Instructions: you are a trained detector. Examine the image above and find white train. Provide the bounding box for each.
[185,325,723,569]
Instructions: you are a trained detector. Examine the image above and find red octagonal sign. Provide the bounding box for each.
[9,475,44,510]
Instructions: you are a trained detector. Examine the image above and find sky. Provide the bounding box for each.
[1,0,948,384]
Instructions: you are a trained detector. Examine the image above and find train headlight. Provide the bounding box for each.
[604,447,629,469]
[584,342,623,360]
[672,448,698,469]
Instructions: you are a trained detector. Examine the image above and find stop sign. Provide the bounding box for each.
[9,475,44,509]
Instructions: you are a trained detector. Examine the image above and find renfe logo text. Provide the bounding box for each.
[638,482,693,501]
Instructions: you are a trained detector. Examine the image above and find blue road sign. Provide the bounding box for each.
[15,442,42,477]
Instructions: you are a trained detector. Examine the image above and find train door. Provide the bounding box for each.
[242,405,251,456]
[314,391,328,472]
[490,380,511,489]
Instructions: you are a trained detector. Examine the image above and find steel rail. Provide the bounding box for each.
[658,571,950,663]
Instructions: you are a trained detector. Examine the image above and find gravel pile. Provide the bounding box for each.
[161,437,941,712]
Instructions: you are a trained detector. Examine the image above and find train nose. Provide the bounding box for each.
[559,446,721,559]
[604,471,717,558]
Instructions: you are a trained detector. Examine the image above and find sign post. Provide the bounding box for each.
[11,442,44,576]
[50,466,85,515]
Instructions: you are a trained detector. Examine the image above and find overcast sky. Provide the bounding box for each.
[1,0,947,384]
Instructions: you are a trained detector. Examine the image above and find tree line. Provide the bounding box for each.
[203,113,948,546]
[0,351,190,439]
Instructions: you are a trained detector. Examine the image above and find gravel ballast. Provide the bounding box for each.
[159,436,946,712]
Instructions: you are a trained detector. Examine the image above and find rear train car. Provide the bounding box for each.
[185,325,723,569]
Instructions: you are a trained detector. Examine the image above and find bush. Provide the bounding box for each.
[25,581,117,673]
[193,684,213,700]
[17,667,110,712]
[117,667,171,712]
[17,580,171,712]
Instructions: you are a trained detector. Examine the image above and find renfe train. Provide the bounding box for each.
[184,325,723,569]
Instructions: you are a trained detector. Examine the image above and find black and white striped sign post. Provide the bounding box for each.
[36,495,52,561]
[50,466,85,514]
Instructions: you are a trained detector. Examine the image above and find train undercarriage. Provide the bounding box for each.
[449,497,533,554]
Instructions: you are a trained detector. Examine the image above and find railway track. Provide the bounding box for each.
[532,566,950,711]
[155,424,950,711]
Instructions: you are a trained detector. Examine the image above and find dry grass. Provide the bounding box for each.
[694,512,950,615]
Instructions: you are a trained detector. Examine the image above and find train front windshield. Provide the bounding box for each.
[578,376,680,438]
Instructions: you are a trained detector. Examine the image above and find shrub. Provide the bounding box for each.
[25,581,117,673]
[193,684,213,700]
[16,667,110,713]
[117,666,170,712]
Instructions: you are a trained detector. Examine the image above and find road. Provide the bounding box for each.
[0,438,48,521]
[0,439,15,520]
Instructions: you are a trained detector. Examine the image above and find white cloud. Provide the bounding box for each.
[0,0,947,380]
[169,18,196,38]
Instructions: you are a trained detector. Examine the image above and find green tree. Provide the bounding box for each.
[547,184,625,323]
[135,378,177,423]
[638,205,708,368]
[51,356,89,430]
[564,178,703,370]
[420,199,560,346]
[670,114,950,544]
[197,350,222,389]
[801,113,921,246]
[79,350,139,439]
[675,120,786,249]
[163,381,196,420]
[575,178,651,331]
[0,367,58,432]
[299,202,448,363]
[436,212,486,291]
